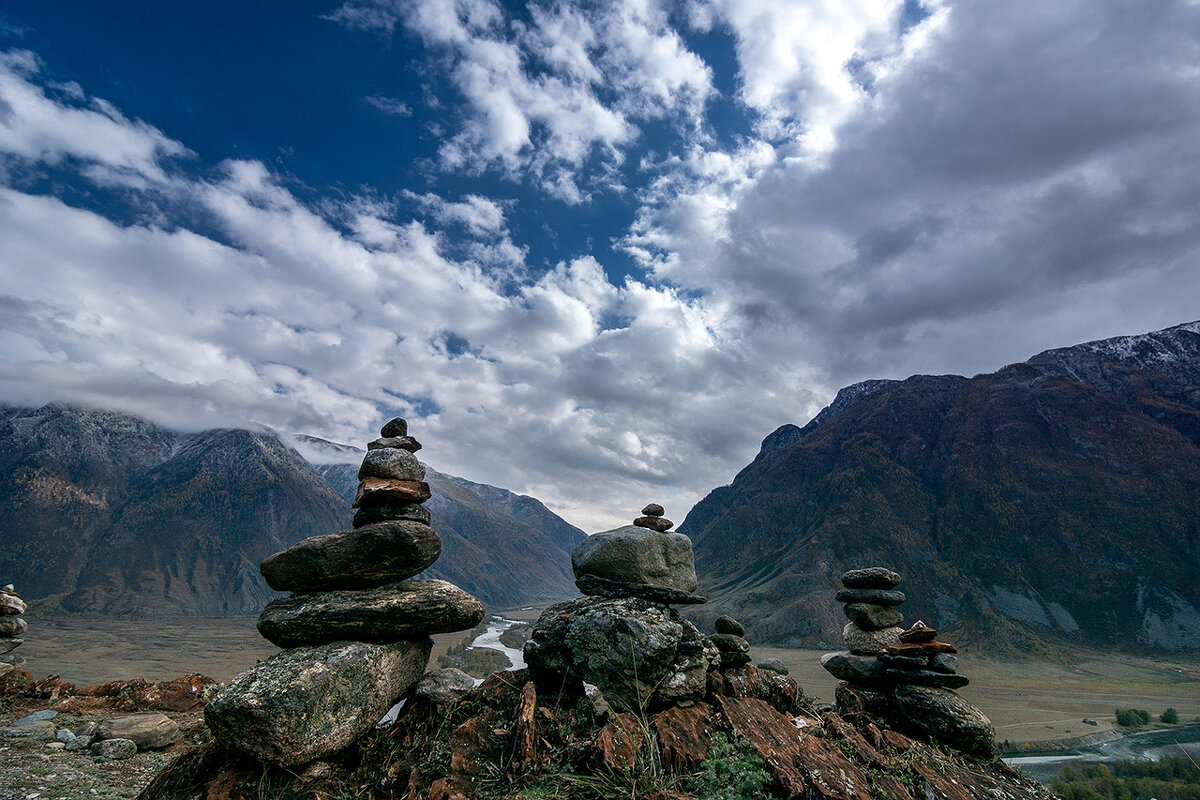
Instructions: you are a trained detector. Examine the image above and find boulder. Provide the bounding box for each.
[352,502,431,528]
[415,668,476,706]
[257,579,483,647]
[842,623,902,655]
[571,525,698,593]
[843,602,903,631]
[841,567,902,589]
[0,617,27,636]
[358,447,425,482]
[891,684,995,757]
[260,520,441,592]
[524,596,714,711]
[205,638,431,766]
[0,593,25,615]
[97,713,180,749]
[575,573,705,604]
[91,738,138,759]
[821,651,893,690]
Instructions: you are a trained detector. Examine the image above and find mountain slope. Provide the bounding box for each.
[681,321,1200,653]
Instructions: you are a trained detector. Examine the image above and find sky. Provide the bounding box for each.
[0,0,1198,531]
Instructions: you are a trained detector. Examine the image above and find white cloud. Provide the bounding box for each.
[364,94,413,116]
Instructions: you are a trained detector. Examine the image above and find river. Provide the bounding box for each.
[1005,724,1200,782]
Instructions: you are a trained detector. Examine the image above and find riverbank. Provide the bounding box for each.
[1004,723,1200,782]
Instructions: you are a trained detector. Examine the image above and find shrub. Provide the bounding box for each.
[1162,707,1179,724]
[1114,708,1151,727]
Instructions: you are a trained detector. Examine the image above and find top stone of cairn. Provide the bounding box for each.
[380,417,408,438]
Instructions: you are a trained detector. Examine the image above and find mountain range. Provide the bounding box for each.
[0,405,584,615]
[681,321,1200,653]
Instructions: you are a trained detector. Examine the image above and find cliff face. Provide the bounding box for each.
[682,321,1200,652]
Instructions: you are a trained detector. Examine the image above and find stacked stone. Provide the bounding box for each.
[820,566,994,757]
[0,583,27,679]
[712,614,752,669]
[205,419,484,767]
[525,504,718,711]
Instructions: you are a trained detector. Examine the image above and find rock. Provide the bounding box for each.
[642,503,665,517]
[843,602,904,630]
[0,637,22,655]
[524,596,713,711]
[97,713,180,749]
[511,681,539,769]
[842,623,902,655]
[2,654,25,668]
[3,720,56,740]
[714,615,745,636]
[353,477,431,507]
[899,620,938,643]
[716,696,809,799]
[14,709,57,724]
[1,584,14,593]
[0,617,27,636]
[834,682,893,725]
[878,653,927,670]
[46,740,66,750]
[0,662,12,679]
[56,728,76,745]
[841,567,902,589]
[258,579,484,647]
[929,653,959,674]
[834,588,905,606]
[575,573,706,604]
[415,668,476,706]
[885,641,957,656]
[724,665,798,715]
[260,520,441,592]
[368,435,421,452]
[652,703,715,768]
[205,638,432,766]
[572,525,698,594]
[352,502,431,528]
[711,633,750,654]
[91,738,138,760]
[757,658,789,675]
[380,417,408,437]
[891,684,995,757]
[885,669,969,689]
[821,652,893,690]
[0,593,25,615]
[634,515,674,532]
[358,447,425,481]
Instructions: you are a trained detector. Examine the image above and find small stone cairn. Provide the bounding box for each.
[821,567,995,757]
[525,504,720,711]
[0,583,27,678]
[204,418,485,766]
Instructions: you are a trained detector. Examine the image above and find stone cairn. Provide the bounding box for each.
[820,567,995,757]
[0,583,27,679]
[204,418,485,766]
[525,504,721,711]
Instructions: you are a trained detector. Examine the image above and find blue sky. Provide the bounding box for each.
[1,0,1198,529]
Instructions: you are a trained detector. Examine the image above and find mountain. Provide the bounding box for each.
[315,462,586,607]
[0,405,585,615]
[681,321,1200,653]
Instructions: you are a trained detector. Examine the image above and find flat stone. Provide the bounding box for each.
[756,658,789,675]
[885,641,958,656]
[843,603,904,631]
[821,651,893,690]
[14,709,57,725]
[258,579,483,647]
[352,502,431,527]
[380,417,408,437]
[575,573,706,604]
[841,567,902,589]
[358,447,425,481]
[929,653,959,674]
[414,668,476,706]
[633,515,673,531]
[206,638,432,766]
[878,653,927,670]
[0,593,25,615]
[368,436,421,452]
[572,525,698,593]
[91,738,137,759]
[899,620,938,643]
[0,638,19,655]
[0,617,27,637]
[642,503,665,517]
[842,623,902,655]
[712,633,751,668]
[353,477,431,507]
[834,589,905,606]
[651,703,715,768]
[97,713,180,749]
[891,684,995,757]
[715,615,745,636]
[716,696,808,799]
[2,720,56,740]
[886,668,969,689]
[260,520,441,592]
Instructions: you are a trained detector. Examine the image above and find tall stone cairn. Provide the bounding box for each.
[0,583,28,678]
[204,418,484,766]
[820,566,995,757]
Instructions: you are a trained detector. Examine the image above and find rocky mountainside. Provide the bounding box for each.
[315,460,586,607]
[0,405,584,614]
[681,321,1200,653]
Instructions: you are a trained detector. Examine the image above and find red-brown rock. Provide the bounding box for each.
[652,703,715,768]
[899,620,938,643]
[511,682,538,773]
[723,665,798,715]
[795,736,873,800]
[594,712,644,770]
[353,477,431,506]
[885,641,957,656]
[716,696,807,799]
